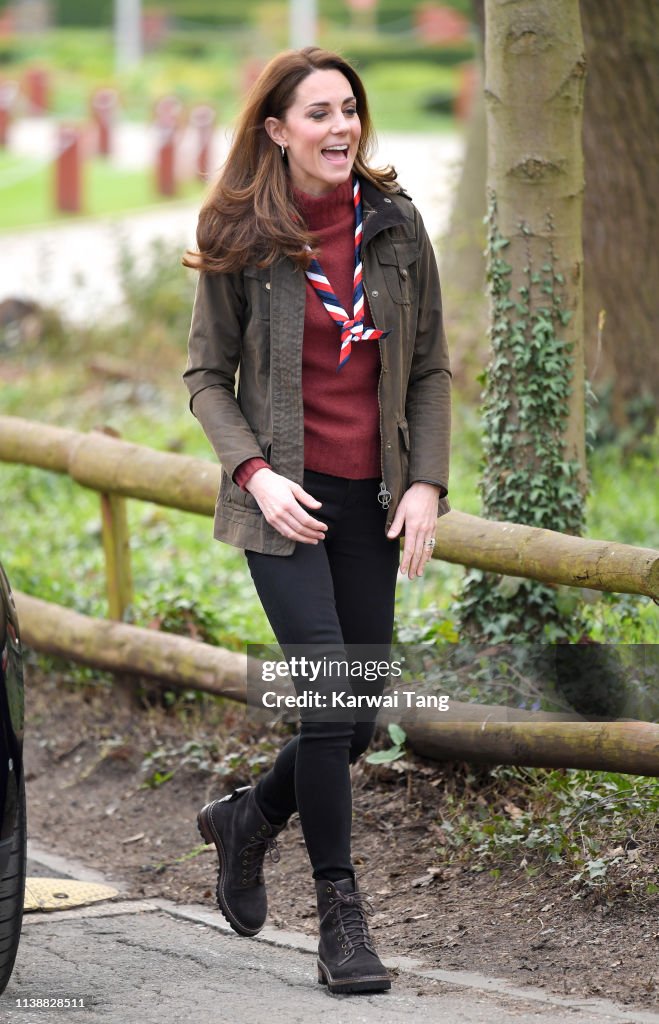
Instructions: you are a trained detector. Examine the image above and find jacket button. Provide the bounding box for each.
[265,282,271,290]
[371,290,379,298]
[384,197,392,204]
[400,268,408,279]
[386,442,392,450]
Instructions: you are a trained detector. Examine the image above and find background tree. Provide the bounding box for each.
[440,0,486,318]
[580,0,659,435]
[442,0,659,436]
[457,0,588,642]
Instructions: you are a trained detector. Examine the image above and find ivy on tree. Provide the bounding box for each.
[458,192,592,643]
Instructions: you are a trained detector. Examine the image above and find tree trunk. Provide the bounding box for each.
[445,0,659,435]
[441,60,487,302]
[440,1,488,395]
[458,0,588,642]
[580,0,659,431]
[484,0,587,478]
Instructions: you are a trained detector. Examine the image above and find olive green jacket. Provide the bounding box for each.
[183,178,452,555]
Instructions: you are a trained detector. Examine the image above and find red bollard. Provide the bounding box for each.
[55,124,83,214]
[24,66,49,115]
[91,87,118,157]
[0,10,16,37]
[454,62,478,122]
[143,9,170,51]
[189,104,216,181]
[0,80,18,147]
[242,58,265,98]
[154,96,182,197]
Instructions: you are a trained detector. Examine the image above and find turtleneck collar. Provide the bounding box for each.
[292,175,355,232]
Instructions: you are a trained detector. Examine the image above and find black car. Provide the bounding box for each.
[0,562,26,994]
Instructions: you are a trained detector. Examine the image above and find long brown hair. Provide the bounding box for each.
[182,47,398,274]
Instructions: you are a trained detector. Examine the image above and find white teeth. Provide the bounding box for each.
[324,145,348,151]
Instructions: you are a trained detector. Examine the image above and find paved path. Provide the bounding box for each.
[4,843,657,1024]
[0,118,463,324]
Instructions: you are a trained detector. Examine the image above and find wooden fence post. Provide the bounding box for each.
[96,428,133,620]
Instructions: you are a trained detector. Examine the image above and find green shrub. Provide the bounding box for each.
[344,40,474,69]
[54,0,113,28]
[44,0,473,33]
[421,89,455,115]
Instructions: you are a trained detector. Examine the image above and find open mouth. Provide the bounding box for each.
[321,145,349,164]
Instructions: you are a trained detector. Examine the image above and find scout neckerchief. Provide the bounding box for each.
[304,176,390,370]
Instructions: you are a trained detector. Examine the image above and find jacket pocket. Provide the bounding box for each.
[376,240,418,305]
[243,266,271,321]
[218,467,263,515]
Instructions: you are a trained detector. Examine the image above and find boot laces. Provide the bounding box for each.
[240,833,281,883]
[331,889,377,953]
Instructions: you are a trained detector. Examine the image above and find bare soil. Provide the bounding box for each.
[23,665,659,1011]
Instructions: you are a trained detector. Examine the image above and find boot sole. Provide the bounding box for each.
[317,959,391,994]
[197,802,264,938]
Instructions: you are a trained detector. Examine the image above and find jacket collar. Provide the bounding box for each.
[360,176,413,249]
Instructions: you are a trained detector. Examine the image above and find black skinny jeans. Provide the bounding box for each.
[246,470,400,882]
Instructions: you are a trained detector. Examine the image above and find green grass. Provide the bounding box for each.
[585,431,659,548]
[0,153,205,231]
[360,61,458,134]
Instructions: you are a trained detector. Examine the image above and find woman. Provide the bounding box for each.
[183,46,451,995]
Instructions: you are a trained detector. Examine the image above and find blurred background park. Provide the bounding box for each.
[0,0,656,658]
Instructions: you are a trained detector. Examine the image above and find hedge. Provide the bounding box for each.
[0,0,472,31]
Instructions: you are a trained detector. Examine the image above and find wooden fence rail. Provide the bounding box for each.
[13,591,659,776]
[1,416,658,607]
[2,414,658,776]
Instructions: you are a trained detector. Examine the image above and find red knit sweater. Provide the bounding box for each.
[234,176,381,490]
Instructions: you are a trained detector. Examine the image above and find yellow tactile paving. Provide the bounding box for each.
[24,877,119,912]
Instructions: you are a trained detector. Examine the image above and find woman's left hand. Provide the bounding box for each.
[386,482,440,579]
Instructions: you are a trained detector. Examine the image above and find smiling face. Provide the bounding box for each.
[265,68,361,197]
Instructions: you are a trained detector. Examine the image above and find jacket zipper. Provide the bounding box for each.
[362,249,391,513]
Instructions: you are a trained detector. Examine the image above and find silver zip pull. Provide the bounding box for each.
[378,481,391,509]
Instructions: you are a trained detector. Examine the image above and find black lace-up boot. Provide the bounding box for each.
[197,785,286,936]
[315,876,391,994]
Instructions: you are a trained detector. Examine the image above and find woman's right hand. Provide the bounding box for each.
[245,468,328,544]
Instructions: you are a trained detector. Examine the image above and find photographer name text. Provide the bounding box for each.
[261,690,449,711]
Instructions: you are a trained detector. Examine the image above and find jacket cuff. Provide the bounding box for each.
[233,457,270,491]
[410,478,448,500]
